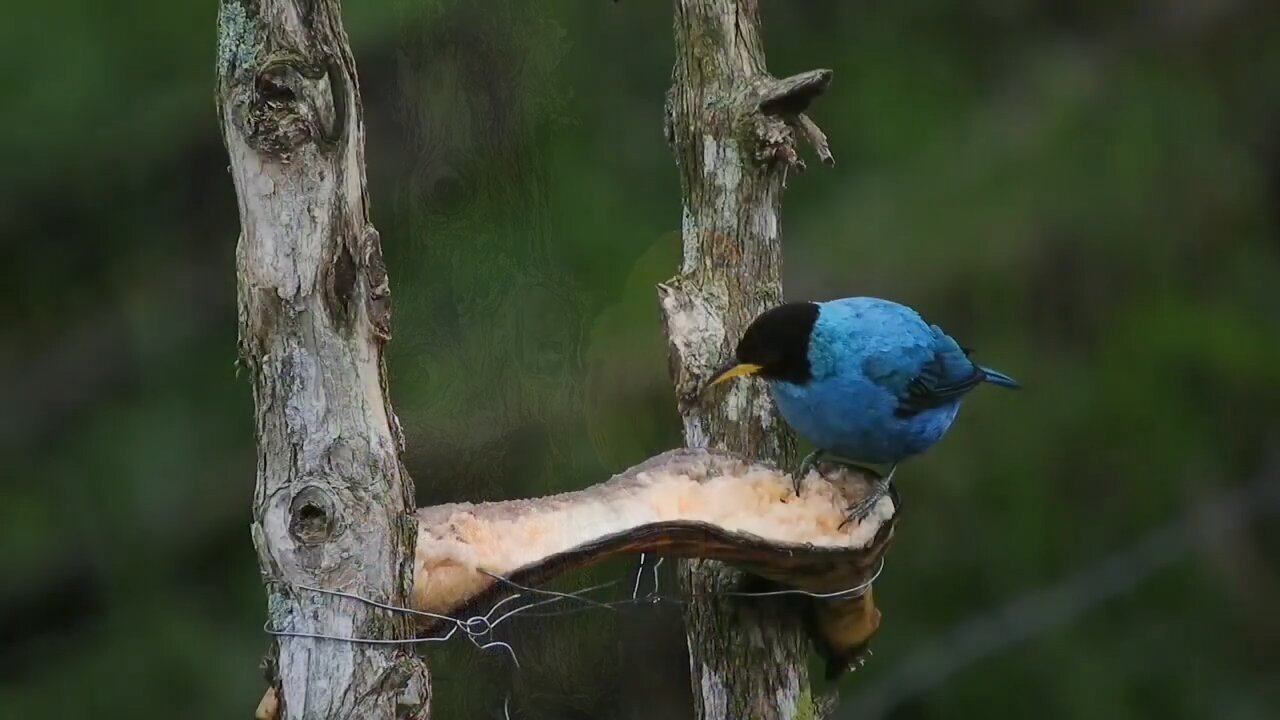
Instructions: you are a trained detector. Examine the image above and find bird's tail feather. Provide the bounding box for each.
[979,365,1020,389]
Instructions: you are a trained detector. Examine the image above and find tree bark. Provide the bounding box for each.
[410,448,895,631]
[216,1,429,718]
[659,1,834,718]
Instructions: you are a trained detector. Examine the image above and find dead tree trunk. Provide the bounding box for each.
[659,1,834,718]
[216,1,429,718]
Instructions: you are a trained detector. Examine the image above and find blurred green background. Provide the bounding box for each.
[3,1,1279,718]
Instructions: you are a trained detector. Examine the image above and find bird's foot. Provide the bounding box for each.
[792,450,825,495]
[839,465,897,529]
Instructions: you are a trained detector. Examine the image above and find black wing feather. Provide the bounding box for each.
[894,350,985,418]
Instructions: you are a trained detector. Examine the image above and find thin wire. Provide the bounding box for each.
[512,595,681,620]
[648,557,665,602]
[290,582,459,625]
[631,553,647,599]
[467,632,520,668]
[721,556,884,601]
[262,621,459,645]
[480,569,619,612]
[487,581,619,628]
[498,583,666,620]
[461,592,526,636]
[631,554,664,603]
[263,576,614,648]
[261,557,886,651]
[486,557,885,621]
[264,585,524,645]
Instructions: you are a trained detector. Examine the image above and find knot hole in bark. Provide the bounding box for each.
[363,227,393,341]
[247,54,342,157]
[256,65,297,102]
[325,238,358,328]
[288,486,337,545]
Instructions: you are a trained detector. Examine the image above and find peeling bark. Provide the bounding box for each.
[660,1,837,718]
[217,1,429,718]
[409,449,894,633]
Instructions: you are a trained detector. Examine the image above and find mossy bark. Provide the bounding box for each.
[659,1,834,718]
[216,1,429,718]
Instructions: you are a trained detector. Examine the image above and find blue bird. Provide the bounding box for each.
[704,297,1019,523]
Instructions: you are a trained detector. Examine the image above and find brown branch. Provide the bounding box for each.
[659,1,849,718]
[792,113,834,167]
[217,1,429,718]
[757,69,832,116]
[410,448,897,673]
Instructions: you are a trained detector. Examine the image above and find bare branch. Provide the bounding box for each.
[218,0,429,717]
[757,69,832,116]
[791,113,834,166]
[660,1,852,717]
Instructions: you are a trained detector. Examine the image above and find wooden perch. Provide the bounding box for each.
[661,0,841,716]
[411,448,898,677]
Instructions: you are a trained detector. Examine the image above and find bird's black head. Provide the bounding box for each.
[705,301,819,389]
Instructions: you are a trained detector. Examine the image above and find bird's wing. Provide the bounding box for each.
[892,327,984,417]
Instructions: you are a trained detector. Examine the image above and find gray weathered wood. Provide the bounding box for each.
[659,1,834,718]
[216,1,430,718]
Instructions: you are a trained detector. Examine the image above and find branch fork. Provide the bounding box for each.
[749,69,836,171]
[662,2,859,716]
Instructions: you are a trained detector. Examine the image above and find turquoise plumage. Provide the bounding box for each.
[706,296,1019,522]
[774,297,1015,463]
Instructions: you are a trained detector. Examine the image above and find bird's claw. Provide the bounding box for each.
[838,465,897,529]
[844,648,873,674]
[839,494,883,529]
[792,449,824,496]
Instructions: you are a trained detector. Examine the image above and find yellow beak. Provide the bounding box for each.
[703,361,763,392]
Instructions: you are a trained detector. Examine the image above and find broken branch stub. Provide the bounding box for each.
[412,448,898,676]
[740,69,836,172]
[660,1,843,712]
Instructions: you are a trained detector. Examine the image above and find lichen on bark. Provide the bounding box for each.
[659,1,837,719]
[216,1,259,82]
[217,1,429,718]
